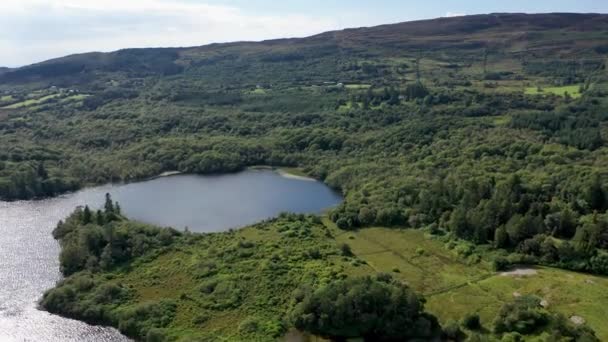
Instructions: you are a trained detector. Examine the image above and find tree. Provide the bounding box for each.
[96,210,105,225]
[99,244,113,270]
[83,205,92,224]
[493,295,549,334]
[340,243,353,257]
[291,276,441,341]
[450,206,469,239]
[573,223,599,255]
[556,207,577,238]
[335,218,350,230]
[405,82,429,101]
[493,295,598,340]
[104,193,115,213]
[586,174,606,211]
[494,226,509,248]
[462,312,481,330]
[59,242,88,275]
[358,207,376,226]
[37,162,48,180]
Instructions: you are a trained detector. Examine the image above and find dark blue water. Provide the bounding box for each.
[0,169,342,341]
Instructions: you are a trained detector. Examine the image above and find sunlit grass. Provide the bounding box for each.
[525,84,582,98]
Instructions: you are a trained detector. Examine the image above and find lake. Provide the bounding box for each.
[0,169,342,341]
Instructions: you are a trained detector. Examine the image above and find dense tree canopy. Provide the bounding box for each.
[291,275,441,341]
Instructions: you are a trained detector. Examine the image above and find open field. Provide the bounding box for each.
[325,220,608,340]
[2,93,89,109]
[427,266,608,340]
[525,84,582,98]
[2,93,61,108]
[327,222,492,294]
[344,84,371,89]
[247,88,268,95]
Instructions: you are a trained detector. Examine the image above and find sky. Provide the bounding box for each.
[1,0,607,67]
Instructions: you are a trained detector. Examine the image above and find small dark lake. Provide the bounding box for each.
[0,169,342,341]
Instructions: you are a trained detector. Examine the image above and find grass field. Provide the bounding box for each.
[3,93,61,108]
[248,88,268,95]
[2,93,89,109]
[344,84,371,89]
[59,94,89,103]
[525,84,582,98]
[427,267,608,340]
[324,220,608,340]
[328,223,492,295]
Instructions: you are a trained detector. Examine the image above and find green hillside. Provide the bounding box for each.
[2,12,608,341]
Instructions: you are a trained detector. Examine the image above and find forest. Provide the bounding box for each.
[1,12,608,341]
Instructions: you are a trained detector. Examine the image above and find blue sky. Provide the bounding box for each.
[1,0,607,67]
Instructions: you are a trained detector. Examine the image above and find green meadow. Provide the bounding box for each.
[328,222,608,341]
[525,84,582,98]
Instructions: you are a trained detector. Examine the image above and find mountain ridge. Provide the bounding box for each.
[2,12,607,87]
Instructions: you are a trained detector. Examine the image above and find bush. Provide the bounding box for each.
[118,300,177,339]
[462,312,481,330]
[492,256,510,271]
[443,320,466,340]
[340,243,353,257]
[335,218,350,230]
[146,328,167,342]
[199,280,218,294]
[238,317,261,334]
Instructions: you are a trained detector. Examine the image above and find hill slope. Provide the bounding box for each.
[1,13,608,88]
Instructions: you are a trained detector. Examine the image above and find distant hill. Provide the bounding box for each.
[1,13,607,88]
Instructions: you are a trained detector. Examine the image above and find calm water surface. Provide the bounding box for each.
[0,170,342,341]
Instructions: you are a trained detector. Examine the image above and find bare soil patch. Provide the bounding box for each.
[500,267,538,277]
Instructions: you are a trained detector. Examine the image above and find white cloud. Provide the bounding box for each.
[0,0,341,66]
[444,11,466,18]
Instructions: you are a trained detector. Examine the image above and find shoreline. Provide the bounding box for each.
[247,166,317,182]
[148,170,183,180]
[1,167,318,203]
[275,169,317,182]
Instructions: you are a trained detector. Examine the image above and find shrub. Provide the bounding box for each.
[199,280,218,294]
[443,320,466,340]
[492,256,510,271]
[340,243,353,257]
[146,328,167,342]
[462,312,481,330]
[335,218,350,230]
[238,317,261,334]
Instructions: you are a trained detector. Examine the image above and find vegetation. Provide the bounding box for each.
[42,204,605,341]
[3,11,607,341]
[291,276,441,341]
